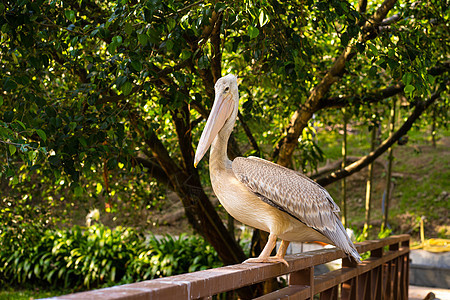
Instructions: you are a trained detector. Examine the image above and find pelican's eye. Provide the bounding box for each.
[224,86,230,93]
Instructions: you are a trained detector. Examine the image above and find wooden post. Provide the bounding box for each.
[290,266,314,299]
[320,286,338,300]
[342,257,358,300]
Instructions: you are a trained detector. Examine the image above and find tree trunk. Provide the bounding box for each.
[363,126,377,238]
[431,104,437,148]
[341,109,348,227]
[227,213,235,236]
[382,99,396,230]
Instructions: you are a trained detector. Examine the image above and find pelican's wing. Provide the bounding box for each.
[232,156,361,262]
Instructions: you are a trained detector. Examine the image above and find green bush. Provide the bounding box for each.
[0,223,221,290]
[124,234,222,282]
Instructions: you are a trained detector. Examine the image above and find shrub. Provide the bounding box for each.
[0,223,222,290]
[124,234,222,283]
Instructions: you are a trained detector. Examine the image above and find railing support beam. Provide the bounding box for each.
[49,235,410,300]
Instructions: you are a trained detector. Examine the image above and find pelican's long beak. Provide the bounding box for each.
[194,92,234,167]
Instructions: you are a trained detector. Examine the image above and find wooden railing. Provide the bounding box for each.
[51,234,410,300]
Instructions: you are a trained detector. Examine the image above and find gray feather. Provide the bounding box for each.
[232,156,361,262]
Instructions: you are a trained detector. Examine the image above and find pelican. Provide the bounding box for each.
[194,74,361,266]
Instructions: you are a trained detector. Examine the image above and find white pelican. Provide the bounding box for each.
[194,74,361,266]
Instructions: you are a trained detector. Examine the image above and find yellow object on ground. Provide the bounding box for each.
[411,238,450,252]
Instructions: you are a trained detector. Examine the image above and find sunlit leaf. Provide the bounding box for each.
[248,25,259,39]
[9,144,16,155]
[404,85,415,93]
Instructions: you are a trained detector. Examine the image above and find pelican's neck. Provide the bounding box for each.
[209,109,237,170]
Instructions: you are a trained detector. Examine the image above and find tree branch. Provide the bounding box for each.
[134,156,173,188]
[318,61,450,110]
[129,111,185,186]
[210,13,223,83]
[318,83,404,110]
[172,102,196,172]
[359,0,368,13]
[273,0,403,167]
[316,90,444,186]
[195,11,223,100]
[238,111,262,157]
[381,13,402,25]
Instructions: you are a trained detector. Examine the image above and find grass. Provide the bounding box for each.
[0,287,67,300]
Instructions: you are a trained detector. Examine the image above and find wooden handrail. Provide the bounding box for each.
[49,234,410,300]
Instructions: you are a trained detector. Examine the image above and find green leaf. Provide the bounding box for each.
[16,120,26,130]
[131,60,143,72]
[340,32,349,46]
[9,144,16,155]
[65,10,75,23]
[388,49,395,58]
[166,40,174,51]
[368,43,378,55]
[112,35,122,45]
[167,19,176,31]
[198,55,209,69]
[404,84,415,93]
[248,25,259,39]
[147,28,160,44]
[111,266,116,281]
[108,44,117,54]
[3,77,17,91]
[79,137,87,147]
[259,10,269,27]
[138,33,148,46]
[181,50,191,60]
[122,81,133,95]
[124,22,133,35]
[402,73,413,86]
[28,150,37,161]
[69,122,77,131]
[0,96,3,107]
[214,2,226,13]
[36,129,47,141]
[108,36,121,54]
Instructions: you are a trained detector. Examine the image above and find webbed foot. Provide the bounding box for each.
[243,256,289,267]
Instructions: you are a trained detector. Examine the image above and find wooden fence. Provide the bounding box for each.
[50,234,410,300]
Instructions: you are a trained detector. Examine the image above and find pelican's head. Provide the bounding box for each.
[194,74,239,167]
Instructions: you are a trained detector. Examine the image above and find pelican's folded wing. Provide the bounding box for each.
[232,156,361,262]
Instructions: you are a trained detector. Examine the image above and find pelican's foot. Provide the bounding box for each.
[243,256,289,267]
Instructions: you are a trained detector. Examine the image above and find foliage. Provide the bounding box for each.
[0,223,221,290]
[125,233,221,281]
[0,0,448,265]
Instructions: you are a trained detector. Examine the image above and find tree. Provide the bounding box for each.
[1,0,448,269]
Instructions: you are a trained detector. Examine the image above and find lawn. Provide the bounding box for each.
[0,288,66,300]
